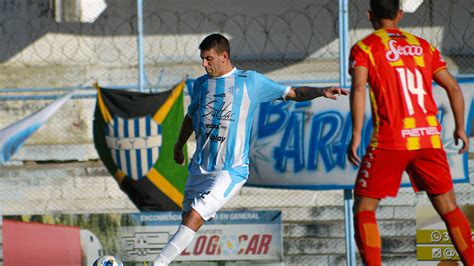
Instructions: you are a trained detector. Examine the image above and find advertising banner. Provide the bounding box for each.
[2,210,282,264]
[416,205,474,264]
[247,85,474,189]
[119,210,283,262]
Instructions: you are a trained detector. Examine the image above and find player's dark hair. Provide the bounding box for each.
[199,33,230,56]
[370,0,400,20]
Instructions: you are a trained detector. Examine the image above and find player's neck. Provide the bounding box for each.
[213,64,235,78]
[224,64,234,75]
[374,19,398,30]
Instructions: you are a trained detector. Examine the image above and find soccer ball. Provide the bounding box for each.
[93,255,124,266]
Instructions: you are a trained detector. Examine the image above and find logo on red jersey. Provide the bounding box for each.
[401,126,440,138]
[386,39,423,62]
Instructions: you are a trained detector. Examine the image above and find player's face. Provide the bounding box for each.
[200,48,228,78]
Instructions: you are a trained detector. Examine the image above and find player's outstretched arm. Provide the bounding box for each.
[347,66,368,167]
[285,86,349,102]
[174,115,194,164]
[433,69,469,154]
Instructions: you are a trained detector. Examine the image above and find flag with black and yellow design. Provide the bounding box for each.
[93,82,188,211]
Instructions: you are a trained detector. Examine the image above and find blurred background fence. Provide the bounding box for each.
[0,0,473,265]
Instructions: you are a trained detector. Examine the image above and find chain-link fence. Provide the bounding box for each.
[0,0,342,89]
[1,0,474,265]
[1,1,472,89]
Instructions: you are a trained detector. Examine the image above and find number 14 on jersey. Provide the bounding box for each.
[396,67,427,116]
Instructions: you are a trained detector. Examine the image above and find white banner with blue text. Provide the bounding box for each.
[247,85,474,189]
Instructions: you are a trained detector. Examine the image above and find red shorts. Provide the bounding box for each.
[354,147,453,199]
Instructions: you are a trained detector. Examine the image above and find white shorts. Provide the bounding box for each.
[182,169,246,221]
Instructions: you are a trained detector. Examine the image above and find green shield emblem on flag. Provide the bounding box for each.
[93,82,188,211]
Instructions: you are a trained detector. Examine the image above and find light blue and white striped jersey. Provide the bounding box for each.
[187,68,290,177]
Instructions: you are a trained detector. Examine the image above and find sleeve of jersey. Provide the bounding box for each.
[186,79,201,118]
[348,44,369,76]
[431,47,447,74]
[253,72,290,103]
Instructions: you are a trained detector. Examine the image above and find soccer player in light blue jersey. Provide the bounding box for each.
[154,33,348,265]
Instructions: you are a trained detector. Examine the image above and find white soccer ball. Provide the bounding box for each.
[93,255,124,266]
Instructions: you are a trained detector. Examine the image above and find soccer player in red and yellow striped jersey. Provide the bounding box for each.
[347,0,473,265]
[351,28,446,151]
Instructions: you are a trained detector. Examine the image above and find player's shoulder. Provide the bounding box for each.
[235,69,254,78]
[194,74,209,86]
[400,30,432,47]
[351,33,377,51]
[233,69,263,82]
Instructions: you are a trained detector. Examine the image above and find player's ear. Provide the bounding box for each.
[395,10,404,22]
[221,51,229,62]
[367,10,375,21]
[367,10,379,29]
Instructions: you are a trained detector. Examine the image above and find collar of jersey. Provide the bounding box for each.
[211,67,237,79]
[375,27,399,32]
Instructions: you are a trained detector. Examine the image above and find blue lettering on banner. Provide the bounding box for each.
[307,111,342,172]
[273,111,305,173]
[332,112,352,169]
[256,101,375,174]
[257,101,290,139]
[255,101,458,175]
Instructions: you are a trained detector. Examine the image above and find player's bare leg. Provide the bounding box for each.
[153,209,204,266]
[181,208,205,231]
[428,190,474,265]
[353,196,382,266]
[353,196,380,213]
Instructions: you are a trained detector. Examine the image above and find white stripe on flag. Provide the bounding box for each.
[138,117,149,176]
[119,150,128,177]
[108,123,114,137]
[117,117,125,138]
[140,148,149,177]
[111,148,117,165]
[151,145,159,166]
[128,117,135,138]
[129,145,138,179]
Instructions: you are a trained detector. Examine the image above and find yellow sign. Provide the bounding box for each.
[416,205,474,262]
[417,245,460,261]
[416,230,452,244]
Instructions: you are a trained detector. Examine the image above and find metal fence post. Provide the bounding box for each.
[339,0,356,265]
[137,0,145,92]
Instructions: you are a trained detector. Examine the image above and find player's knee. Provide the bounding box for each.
[354,205,377,214]
[429,190,459,215]
[353,197,379,213]
[182,209,204,231]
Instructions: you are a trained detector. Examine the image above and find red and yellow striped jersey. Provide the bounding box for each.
[349,28,447,150]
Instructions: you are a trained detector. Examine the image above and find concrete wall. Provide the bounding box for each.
[1,0,472,64]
